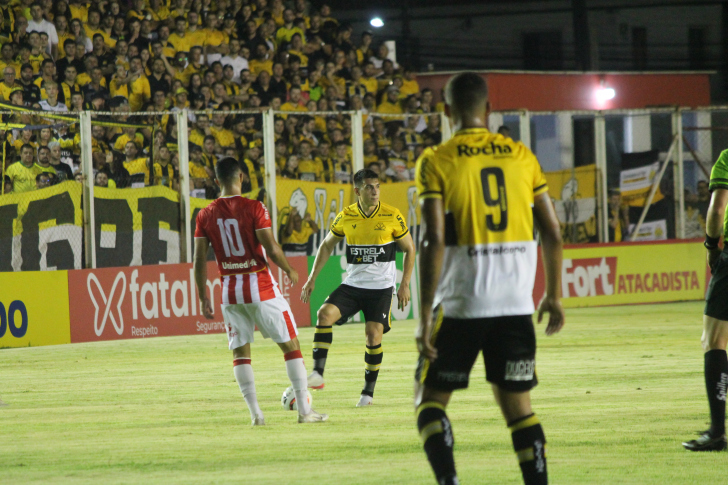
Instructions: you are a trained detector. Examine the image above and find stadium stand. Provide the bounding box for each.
[0,0,440,196]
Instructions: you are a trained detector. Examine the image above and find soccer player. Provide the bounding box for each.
[193,158,328,425]
[682,151,728,451]
[300,169,416,407]
[414,73,565,485]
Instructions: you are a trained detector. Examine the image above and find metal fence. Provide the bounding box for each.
[0,105,720,272]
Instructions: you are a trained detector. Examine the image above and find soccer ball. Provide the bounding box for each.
[281,386,312,411]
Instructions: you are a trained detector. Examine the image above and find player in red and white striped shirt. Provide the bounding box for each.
[194,158,327,425]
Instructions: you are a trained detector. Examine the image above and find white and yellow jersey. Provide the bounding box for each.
[416,128,548,318]
[330,201,409,290]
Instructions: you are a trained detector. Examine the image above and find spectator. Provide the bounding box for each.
[377,85,402,114]
[281,154,299,179]
[281,207,319,256]
[0,66,17,101]
[48,141,73,181]
[35,172,52,190]
[28,2,59,58]
[94,171,109,188]
[497,125,511,138]
[608,188,630,242]
[39,82,68,112]
[5,143,42,193]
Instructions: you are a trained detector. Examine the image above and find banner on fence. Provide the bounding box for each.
[545,165,598,243]
[276,177,353,255]
[0,181,83,271]
[68,261,226,343]
[0,270,71,348]
[620,150,668,240]
[94,186,180,268]
[532,240,705,307]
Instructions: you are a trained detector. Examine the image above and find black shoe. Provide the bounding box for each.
[683,432,727,451]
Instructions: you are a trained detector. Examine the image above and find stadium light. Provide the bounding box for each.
[370,17,384,28]
[596,79,616,102]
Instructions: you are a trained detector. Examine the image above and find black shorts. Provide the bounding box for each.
[415,314,538,392]
[325,284,394,333]
[706,249,728,321]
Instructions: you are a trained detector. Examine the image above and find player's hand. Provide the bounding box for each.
[708,247,721,274]
[537,296,564,336]
[200,297,214,319]
[287,268,299,286]
[397,283,410,311]
[415,317,437,362]
[300,278,314,303]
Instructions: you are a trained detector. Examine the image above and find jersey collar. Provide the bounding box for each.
[454,127,490,136]
[357,201,380,218]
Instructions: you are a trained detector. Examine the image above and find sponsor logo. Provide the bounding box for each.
[84,268,221,337]
[222,260,258,270]
[350,246,386,263]
[457,143,513,157]
[468,245,527,257]
[88,272,126,337]
[718,373,728,402]
[616,270,700,294]
[374,222,385,231]
[0,300,28,339]
[504,359,535,381]
[562,257,616,298]
[437,371,468,382]
[379,213,392,217]
[535,440,545,473]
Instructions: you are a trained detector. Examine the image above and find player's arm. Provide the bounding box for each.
[256,226,298,284]
[395,231,415,311]
[416,198,445,362]
[705,188,728,270]
[533,192,565,335]
[300,231,343,303]
[193,237,214,319]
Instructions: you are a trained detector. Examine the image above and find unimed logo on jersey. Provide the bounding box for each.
[69,262,224,343]
[562,257,617,298]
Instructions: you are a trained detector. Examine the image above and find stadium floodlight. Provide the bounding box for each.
[596,79,616,102]
[370,17,384,28]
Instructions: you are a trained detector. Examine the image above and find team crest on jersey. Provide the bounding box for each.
[374,222,385,230]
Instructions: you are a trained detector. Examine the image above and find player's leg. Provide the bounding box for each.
[309,302,342,388]
[414,384,457,485]
[485,315,546,485]
[257,296,327,423]
[684,253,728,451]
[231,343,264,425]
[414,316,480,485]
[357,320,384,406]
[309,284,359,389]
[683,315,728,451]
[358,288,393,406]
[223,304,264,426]
[492,387,547,485]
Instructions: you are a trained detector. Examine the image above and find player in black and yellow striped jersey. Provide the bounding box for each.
[413,73,565,485]
[301,169,416,407]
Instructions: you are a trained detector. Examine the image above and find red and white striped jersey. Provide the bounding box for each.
[194,195,277,304]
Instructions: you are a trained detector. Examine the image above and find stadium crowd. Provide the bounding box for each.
[0,0,444,196]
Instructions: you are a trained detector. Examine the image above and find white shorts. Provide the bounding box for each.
[221,295,298,350]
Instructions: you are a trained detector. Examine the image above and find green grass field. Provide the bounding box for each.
[0,301,724,484]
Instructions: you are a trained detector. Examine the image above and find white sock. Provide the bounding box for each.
[284,350,311,415]
[233,358,263,420]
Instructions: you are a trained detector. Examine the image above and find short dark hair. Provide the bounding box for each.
[444,72,488,115]
[353,169,378,187]
[215,157,243,183]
